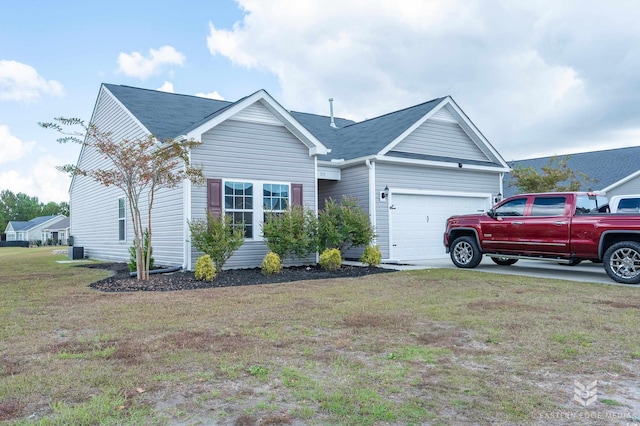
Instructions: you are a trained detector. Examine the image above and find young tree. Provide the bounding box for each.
[509,155,596,193]
[39,117,205,280]
[187,210,244,272]
[261,205,319,261]
[318,196,375,254]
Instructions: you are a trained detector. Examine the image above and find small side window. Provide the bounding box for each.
[493,198,527,216]
[618,198,640,212]
[118,197,126,241]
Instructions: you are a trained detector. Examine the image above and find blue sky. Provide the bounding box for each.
[2,0,640,203]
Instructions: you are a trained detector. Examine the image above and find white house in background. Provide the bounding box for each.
[42,217,71,245]
[4,215,68,244]
[69,84,510,269]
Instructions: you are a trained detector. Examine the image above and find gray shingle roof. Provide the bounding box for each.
[9,215,62,231]
[504,147,640,197]
[104,84,232,140]
[292,97,444,161]
[103,84,484,164]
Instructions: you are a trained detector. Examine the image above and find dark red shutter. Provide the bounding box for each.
[207,179,222,218]
[291,183,303,207]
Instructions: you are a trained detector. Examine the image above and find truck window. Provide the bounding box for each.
[618,198,640,212]
[493,198,527,216]
[531,196,566,216]
[575,194,609,214]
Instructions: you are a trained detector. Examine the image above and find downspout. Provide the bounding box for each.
[184,177,192,271]
[182,135,192,271]
[365,159,376,244]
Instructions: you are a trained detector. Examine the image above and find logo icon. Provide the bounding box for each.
[574,380,598,406]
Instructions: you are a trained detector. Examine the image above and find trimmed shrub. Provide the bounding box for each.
[261,205,318,261]
[128,228,154,272]
[360,245,382,266]
[319,248,342,271]
[261,252,283,276]
[195,254,216,281]
[318,196,375,253]
[188,210,244,273]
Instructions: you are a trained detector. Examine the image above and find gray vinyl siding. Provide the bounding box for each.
[190,119,317,269]
[318,164,369,211]
[606,177,640,198]
[70,86,185,266]
[393,119,490,162]
[318,164,370,259]
[375,162,501,259]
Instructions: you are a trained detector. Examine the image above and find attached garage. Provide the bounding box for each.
[388,191,492,261]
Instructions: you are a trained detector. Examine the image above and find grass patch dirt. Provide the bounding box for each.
[0,247,639,424]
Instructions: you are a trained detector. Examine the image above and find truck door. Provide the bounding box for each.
[520,195,570,255]
[481,196,528,253]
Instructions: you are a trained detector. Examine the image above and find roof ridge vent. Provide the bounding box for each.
[329,98,337,128]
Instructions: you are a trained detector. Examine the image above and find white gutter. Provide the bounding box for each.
[365,159,376,244]
[318,154,511,173]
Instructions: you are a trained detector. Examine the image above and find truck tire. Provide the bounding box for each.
[490,257,518,266]
[603,241,640,284]
[450,236,482,268]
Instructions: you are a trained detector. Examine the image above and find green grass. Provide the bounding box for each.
[0,247,639,424]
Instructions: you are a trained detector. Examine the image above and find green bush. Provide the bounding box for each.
[129,228,154,272]
[261,205,318,261]
[318,196,375,253]
[261,252,283,276]
[194,254,216,281]
[360,245,382,266]
[319,248,342,271]
[188,210,244,272]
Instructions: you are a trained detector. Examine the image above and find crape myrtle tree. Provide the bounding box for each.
[39,117,205,280]
[509,155,596,193]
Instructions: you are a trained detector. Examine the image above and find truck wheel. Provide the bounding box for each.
[450,236,482,268]
[490,257,518,266]
[603,241,640,284]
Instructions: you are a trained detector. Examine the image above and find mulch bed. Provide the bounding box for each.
[80,262,394,292]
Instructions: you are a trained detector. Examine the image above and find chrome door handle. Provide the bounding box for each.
[554,221,566,226]
[512,221,523,225]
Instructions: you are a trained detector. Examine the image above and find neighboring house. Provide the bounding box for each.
[4,215,68,244]
[70,84,510,268]
[504,146,640,199]
[42,217,71,245]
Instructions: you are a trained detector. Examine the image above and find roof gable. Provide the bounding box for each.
[295,96,508,170]
[102,85,327,155]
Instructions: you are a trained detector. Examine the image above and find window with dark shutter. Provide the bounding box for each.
[291,183,303,207]
[207,178,222,218]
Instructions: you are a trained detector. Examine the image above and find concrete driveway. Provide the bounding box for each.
[385,257,639,287]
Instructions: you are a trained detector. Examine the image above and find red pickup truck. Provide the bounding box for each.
[444,192,640,284]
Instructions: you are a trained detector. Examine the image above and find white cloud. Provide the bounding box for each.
[206,0,640,160]
[157,81,175,93]
[0,155,70,203]
[117,45,186,79]
[195,90,224,100]
[0,60,64,102]
[0,125,36,163]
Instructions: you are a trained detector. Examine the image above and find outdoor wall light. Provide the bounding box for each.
[381,185,389,200]
[494,193,502,203]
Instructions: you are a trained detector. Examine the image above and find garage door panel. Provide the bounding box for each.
[390,193,489,261]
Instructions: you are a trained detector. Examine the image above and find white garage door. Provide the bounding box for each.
[390,193,490,261]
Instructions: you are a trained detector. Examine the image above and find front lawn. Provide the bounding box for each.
[1,247,638,425]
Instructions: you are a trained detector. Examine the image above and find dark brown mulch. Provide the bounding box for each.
[80,262,394,292]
